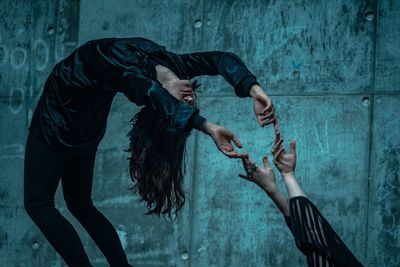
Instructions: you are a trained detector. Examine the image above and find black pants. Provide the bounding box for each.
[23,133,132,267]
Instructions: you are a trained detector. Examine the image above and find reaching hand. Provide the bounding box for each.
[273,139,297,176]
[238,154,279,195]
[208,124,246,158]
[253,93,275,127]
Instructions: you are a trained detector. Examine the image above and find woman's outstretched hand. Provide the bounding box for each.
[200,121,246,158]
[238,154,279,195]
[250,85,275,127]
[273,139,297,177]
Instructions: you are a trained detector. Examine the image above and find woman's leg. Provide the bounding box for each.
[61,149,132,267]
[23,133,92,267]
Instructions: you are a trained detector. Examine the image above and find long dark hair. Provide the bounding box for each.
[127,106,191,220]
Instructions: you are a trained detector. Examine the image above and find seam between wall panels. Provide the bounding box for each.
[188,1,207,266]
[364,0,379,264]
[196,91,400,98]
[28,0,33,130]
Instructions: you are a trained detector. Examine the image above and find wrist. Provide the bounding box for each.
[281,171,296,180]
[262,186,279,196]
[249,84,266,98]
[258,180,278,195]
[199,120,215,136]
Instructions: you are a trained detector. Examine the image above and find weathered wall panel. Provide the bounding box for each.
[0,1,59,266]
[189,96,368,266]
[79,0,204,52]
[376,0,400,92]
[0,0,31,97]
[0,0,399,266]
[199,0,374,96]
[0,99,26,206]
[0,207,63,267]
[367,96,400,267]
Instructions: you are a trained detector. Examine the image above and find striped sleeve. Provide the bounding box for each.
[287,196,364,267]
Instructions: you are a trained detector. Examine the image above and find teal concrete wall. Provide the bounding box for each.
[0,0,399,266]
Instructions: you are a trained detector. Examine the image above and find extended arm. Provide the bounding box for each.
[271,140,364,266]
[273,140,306,198]
[239,154,289,217]
[177,51,259,97]
[175,51,276,128]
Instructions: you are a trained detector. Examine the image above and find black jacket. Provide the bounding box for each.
[29,37,259,152]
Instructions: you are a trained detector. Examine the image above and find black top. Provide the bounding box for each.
[29,37,259,152]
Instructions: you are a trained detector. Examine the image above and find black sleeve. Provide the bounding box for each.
[176,51,260,98]
[287,196,364,267]
[284,216,294,234]
[120,71,206,130]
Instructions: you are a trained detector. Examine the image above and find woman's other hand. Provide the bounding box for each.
[201,121,246,158]
[273,140,297,177]
[250,85,275,127]
[238,154,279,195]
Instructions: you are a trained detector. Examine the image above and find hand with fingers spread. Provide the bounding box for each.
[273,140,297,177]
[238,154,279,195]
[272,139,305,199]
[201,121,246,158]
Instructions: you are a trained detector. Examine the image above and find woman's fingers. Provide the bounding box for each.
[274,130,281,144]
[273,138,284,151]
[241,154,251,168]
[219,145,234,157]
[273,147,285,164]
[262,100,273,113]
[234,153,248,158]
[241,159,248,171]
[220,143,245,158]
[223,149,247,159]
[259,108,275,126]
[262,109,275,118]
[272,135,283,158]
[181,90,195,97]
[274,132,281,144]
[245,154,254,164]
[262,156,271,169]
[263,117,276,125]
[190,80,201,90]
[223,150,238,158]
[260,111,274,121]
[232,135,243,148]
[259,118,276,127]
[274,120,280,135]
[290,141,296,155]
[238,174,251,181]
